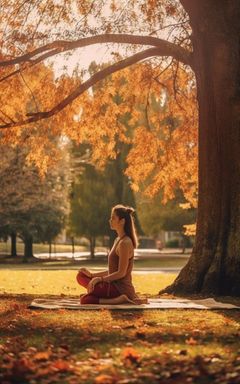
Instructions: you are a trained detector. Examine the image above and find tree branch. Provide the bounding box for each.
[0,45,193,129]
[0,48,60,83]
[0,33,192,68]
[0,109,15,123]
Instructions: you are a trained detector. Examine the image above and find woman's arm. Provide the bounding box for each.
[102,241,132,282]
[91,270,108,278]
[79,268,108,278]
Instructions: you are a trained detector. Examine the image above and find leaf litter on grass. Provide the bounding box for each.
[0,310,240,383]
[0,270,240,384]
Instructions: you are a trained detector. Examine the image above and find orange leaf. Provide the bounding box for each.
[122,347,141,365]
[34,351,51,361]
[51,359,70,372]
[95,374,116,384]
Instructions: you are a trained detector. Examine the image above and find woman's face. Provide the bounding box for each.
[109,211,123,230]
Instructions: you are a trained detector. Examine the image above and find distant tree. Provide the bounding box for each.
[0,224,17,257]
[18,205,65,259]
[0,143,68,259]
[105,148,143,243]
[137,191,196,251]
[69,157,116,258]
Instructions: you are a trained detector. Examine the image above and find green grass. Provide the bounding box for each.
[0,272,239,383]
[0,270,176,295]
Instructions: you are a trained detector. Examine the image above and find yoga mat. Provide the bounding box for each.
[29,297,240,310]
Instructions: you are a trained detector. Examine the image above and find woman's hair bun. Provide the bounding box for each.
[126,207,135,215]
[112,204,135,216]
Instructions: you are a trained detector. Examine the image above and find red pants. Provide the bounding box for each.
[76,271,121,304]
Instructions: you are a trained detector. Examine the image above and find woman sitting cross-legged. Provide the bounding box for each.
[76,204,147,305]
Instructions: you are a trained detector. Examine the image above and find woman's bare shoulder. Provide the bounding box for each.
[123,236,132,243]
[119,236,133,248]
[116,237,133,256]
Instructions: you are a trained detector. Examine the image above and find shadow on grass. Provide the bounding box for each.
[0,312,239,354]
[215,309,240,326]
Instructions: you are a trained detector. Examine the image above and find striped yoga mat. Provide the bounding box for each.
[29,297,240,310]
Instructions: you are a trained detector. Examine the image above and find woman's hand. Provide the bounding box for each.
[87,277,102,293]
[79,267,92,278]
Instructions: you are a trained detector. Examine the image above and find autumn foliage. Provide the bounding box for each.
[0,0,197,211]
[1,55,198,213]
[66,62,198,207]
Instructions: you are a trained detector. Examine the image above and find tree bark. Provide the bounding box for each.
[10,232,17,257]
[71,237,75,257]
[49,242,52,258]
[161,1,240,296]
[89,236,95,259]
[23,235,33,260]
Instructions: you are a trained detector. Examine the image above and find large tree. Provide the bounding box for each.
[0,1,239,295]
[162,1,240,296]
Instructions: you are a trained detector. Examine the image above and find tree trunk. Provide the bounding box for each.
[24,235,33,260]
[71,236,75,258]
[10,232,17,257]
[180,234,186,254]
[162,1,240,296]
[49,242,52,258]
[89,236,95,259]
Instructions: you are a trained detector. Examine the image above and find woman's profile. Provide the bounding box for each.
[76,204,146,305]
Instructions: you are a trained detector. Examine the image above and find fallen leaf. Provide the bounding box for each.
[122,347,141,366]
[122,324,136,329]
[33,351,51,361]
[95,374,116,384]
[51,359,70,372]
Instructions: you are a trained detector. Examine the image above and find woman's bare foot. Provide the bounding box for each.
[134,297,148,304]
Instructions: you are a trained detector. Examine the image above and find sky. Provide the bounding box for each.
[52,44,116,78]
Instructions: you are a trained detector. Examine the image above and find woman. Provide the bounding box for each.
[76,204,144,305]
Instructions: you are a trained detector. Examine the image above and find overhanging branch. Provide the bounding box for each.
[0,48,61,84]
[0,41,193,129]
[0,33,191,68]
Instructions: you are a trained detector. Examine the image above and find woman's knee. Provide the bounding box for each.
[76,271,88,286]
[80,294,99,305]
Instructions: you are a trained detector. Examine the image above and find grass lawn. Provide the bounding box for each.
[0,270,176,295]
[0,272,240,383]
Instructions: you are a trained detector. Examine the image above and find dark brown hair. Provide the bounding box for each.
[112,204,138,248]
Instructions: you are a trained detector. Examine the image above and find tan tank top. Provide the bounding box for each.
[108,236,138,300]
